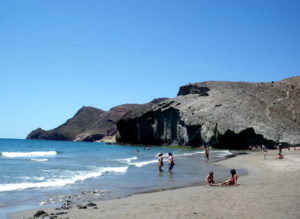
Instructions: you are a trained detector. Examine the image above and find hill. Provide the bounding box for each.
[117,76,300,149]
[26,99,168,142]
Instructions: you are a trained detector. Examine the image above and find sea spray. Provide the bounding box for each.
[0,151,57,158]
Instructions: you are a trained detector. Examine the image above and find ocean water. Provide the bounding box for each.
[0,138,234,217]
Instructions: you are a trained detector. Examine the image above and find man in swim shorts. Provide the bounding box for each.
[168,152,175,174]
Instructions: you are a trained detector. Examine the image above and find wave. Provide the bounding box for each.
[101,166,128,173]
[130,160,157,167]
[213,150,232,155]
[0,151,57,158]
[30,158,49,162]
[177,150,232,157]
[114,156,138,163]
[177,151,204,157]
[0,166,128,192]
[20,176,45,181]
[221,150,232,154]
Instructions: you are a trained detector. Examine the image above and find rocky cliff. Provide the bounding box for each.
[27,99,168,142]
[117,76,300,149]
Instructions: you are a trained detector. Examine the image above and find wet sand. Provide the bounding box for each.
[8,149,300,219]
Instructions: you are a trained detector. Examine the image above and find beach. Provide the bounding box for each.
[8,149,300,219]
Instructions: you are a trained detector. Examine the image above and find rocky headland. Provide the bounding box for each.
[117,76,300,149]
[27,76,300,149]
[27,98,168,142]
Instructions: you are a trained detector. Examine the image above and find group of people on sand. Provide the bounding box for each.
[249,144,267,152]
[206,169,238,186]
[157,152,175,174]
[154,142,296,187]
[249,143,288,160]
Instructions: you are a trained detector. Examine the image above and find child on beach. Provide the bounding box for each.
[220,169,238,186]
[157,153,164,172]
[206,171,215,186]
[263,149,267,160]
[276,152,284,159]
[168,152,175,174]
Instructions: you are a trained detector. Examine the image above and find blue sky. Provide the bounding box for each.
[0,0,299,138]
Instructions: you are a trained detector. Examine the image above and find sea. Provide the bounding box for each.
[0,138,236,218]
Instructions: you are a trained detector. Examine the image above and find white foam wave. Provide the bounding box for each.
[208,150,232,154]
[1,151,57,158]
[20,176,45,181]
[114,156,138,163]
[177,151,204,156]
[0,166,128,192]
[178,150,232,157]
[101,166,129,173]
[216,150,232,155]
[130,160,157,167]
[30,158,48,162]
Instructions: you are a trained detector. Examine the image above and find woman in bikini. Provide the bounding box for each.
[220,169,238,186]
[157,153,164,172]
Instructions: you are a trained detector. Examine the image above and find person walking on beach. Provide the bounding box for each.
[157,153,164,172]
[205,147,209,160]
[263,149,267,160]
[168,152,175,174]
[220,169,238,186]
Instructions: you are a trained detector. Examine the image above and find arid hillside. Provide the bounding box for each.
[117,76,300,148]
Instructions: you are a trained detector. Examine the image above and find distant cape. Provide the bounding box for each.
[27,76,300,149]
[27,98,168,142]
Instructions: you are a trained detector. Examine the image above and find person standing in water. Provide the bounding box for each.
[168,152,175,174]
[157,153,164,172]
[205,147,209,160]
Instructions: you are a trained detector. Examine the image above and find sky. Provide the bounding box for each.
[0,0,299,139]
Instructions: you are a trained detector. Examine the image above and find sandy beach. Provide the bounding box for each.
[8,149,300,219]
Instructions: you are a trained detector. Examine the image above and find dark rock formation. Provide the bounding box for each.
[33,210,49,218]
[61,200,74,209]
[86,202,97,207]
[177,84,210,96]
[27,107,106,141]
[27,98,168,142]
[26,128,47,139]
[77,204,87,209]
[117,76,300,149]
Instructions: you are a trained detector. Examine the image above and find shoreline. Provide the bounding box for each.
[2,151,236,217]
[8,149,300,219]
[0,147,234,218]
[1,149,235,217]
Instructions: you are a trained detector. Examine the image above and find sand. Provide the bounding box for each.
[8,149,300,219]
